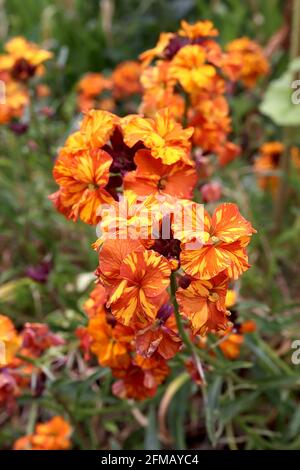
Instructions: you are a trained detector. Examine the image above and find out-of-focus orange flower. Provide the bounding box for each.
[0,79,29,124]
[254,142,284,194]
[77,73,112,112]
[87,309,134,369]
[225,37,269,88]
[219,328,244,359]
[112,354,169,400]
[35,83,51,98]
[77,72,111,97]
[240,320,256,334]
[139,32,174,66]
[124,149,197,199]
[139,61,185,120]
[121,109,193,165]
[0,315,21,366]
[176,273,230,335]
[106,247,171,325]
[0,37,52,81]
[112,61,142,99]
[169,45,216,94]
[49,110,119,224]
[13,416,72,450]
[178,20,219,39]
[219,320,256,359]
[174,202,256,280]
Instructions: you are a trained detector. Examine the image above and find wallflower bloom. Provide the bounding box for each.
[106,248,171,325]
[13,416,72,450]
[139,61,185,120]
[225,37,269,88]
[77,72,112,112]
[174,203,256,280]
[87,310,134,368]
[135,303,181,359]
[176,273,230,335]
[0,79,29,124]
[0,37,53,81]
[169,45,216,94]
[0,315,21,366]
[112,354,169,400]
[121,109,193,165]
[178,20,219,39]
[254,141,284,194]
[49,110,120,224]
[123,149,197,199]
[112,60,142,99]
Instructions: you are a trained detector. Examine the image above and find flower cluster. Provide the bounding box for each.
[76,60,142,113]
[49,20,258,403]
[139,20,269,166]
[0,37,52,124]
[0,315,64,412]
[14,416,72,450]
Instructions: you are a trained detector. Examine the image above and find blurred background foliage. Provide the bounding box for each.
[0,0,300,451]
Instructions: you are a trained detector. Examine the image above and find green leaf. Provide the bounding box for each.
[144,405,160,451]
[260,58,300,126]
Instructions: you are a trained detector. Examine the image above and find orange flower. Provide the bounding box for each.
[0,37,53,81]
[0,315,21,366]
[112,61,142,99]
[254,141,284,194]
[97,240,171,325]
[219,320,256,359]
[169,45,216,94]
[139,32,174,66]
[176,273,230,335]
[178,20,219,39]
[139,62,185,120]
[13,416,72,450]
[123,149,197,199]
[112,354,169,400]
[49,110,120,224]
[77,72,112,112]
[121,109,193,165]
[0,79,29,124]
[97,239,145,288]
[174,203,256,280]
[219,328,244,359]
[107,248,171,325]
[225,37,269,88]
[83,283,108,318]
[135,303,181,359]
[87,310,133,368]
[77,72,111,97]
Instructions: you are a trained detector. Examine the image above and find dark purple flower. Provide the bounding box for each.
[25,258,52,283]
[157,304,174,324]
